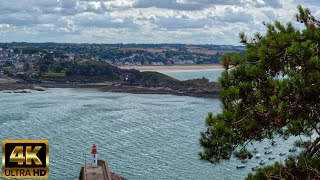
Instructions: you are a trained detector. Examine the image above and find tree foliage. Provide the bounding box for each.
[199,5,320,178]
[246,156,320,180]
[65,61,121,80]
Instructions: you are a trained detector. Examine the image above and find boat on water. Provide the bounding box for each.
[265,150,272,154]
[252,148,258,153]
[252,166,260,171]
[279,152,287,156]
[271,141,277,146]
[259,160,266,165]
[289,148,297,152]
[264,146,271,150]
[236,164,246,169]
[255,154,261,159]
[268,156,275,160]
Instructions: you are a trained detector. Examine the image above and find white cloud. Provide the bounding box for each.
[0,24,11,30]
[134,0,209,11]
[0,0,317,44]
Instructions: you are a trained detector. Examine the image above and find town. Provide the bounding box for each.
[0,43,244,78]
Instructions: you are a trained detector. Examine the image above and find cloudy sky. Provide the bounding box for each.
[0,0,318,45]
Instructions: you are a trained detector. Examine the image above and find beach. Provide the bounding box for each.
[118,64,224,70]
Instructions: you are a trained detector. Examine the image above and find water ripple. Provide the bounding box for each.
[0,88,298,180]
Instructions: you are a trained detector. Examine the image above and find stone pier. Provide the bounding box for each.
[79,160,125,180]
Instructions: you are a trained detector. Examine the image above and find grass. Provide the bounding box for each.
[44,72,66,78]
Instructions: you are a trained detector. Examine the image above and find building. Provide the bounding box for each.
[79,144,125,180]
[91,144,98,168]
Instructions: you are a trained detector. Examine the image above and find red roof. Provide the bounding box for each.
[91,144,98,154]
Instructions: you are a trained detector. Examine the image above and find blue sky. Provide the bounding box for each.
[0,0,318,45]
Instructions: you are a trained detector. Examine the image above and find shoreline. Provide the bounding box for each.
[118,64,223,71]
[0,82,220,98]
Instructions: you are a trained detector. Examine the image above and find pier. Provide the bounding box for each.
[79,144,125,180]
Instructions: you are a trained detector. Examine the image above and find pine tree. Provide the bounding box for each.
[199,5,320,179]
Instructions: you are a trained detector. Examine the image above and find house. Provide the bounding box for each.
[14,62,24,70]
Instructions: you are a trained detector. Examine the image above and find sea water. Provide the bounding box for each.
[0,88,298,180]
[144,69,224,82]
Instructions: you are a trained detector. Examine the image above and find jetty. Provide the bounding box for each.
[79,144,125,180]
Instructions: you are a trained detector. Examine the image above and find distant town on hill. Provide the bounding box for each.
[0,42,245,69]
[0,42,230,97]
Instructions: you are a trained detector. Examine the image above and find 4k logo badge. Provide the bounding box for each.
[2,140,49,178]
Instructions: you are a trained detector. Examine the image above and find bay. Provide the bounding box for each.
[0,70,298,179]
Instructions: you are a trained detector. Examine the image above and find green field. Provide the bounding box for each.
[44,72,66,78]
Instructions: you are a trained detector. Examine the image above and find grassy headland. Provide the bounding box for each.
[0,61,220,98]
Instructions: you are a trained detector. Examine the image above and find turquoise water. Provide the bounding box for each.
[0,88,298,180]
[144,69,224,82]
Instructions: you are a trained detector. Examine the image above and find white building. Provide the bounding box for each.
[91,144,98,168]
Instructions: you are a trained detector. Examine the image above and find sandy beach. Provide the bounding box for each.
[0,77,17,83]
[118,64,224,71]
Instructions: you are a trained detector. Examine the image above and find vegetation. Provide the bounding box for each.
[22,47,42,54]
[246,156,320,180]
[199,5,320,179]
[40,60,211,88]
[136,71,216,88]
[138,71,179,86]
[44,72,66,78]
[65,61,121,80]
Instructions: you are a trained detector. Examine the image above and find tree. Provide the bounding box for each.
[39,64,48,73]
[50,64,64,73]
[23,62,30,72]
[4,60,13,67]
[22,47,40,54]
[199,5,320,179]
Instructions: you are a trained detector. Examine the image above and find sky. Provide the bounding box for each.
[0,0,319,45]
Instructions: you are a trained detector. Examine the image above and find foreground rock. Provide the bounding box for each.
[0,82,220,98]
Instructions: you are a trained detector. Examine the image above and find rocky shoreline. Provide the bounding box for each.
[0,82,220,98]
